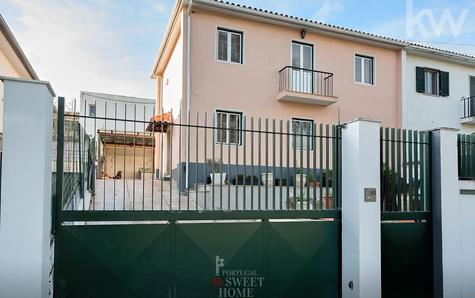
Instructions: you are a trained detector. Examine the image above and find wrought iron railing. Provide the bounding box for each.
[380,128,432,214]
[461,96,475,119]
[458,134,475,180]
[279,66,334,97]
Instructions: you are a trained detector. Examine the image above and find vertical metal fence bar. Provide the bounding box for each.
[413,131,419,212]
[113,103,117,210]
[243,116,247,210]
[195,111,199,210]
[124,104,127,210]
[258,118,261,210]
[169,109,173,210]
[235,120,239,210]
[265,118,269,210]
[286,120,290,209]
[396,129,402,211]
[306,125,311,209]
[300,125,304,210]
[251,117,254,210]
[160,109,164,210]
[325,124,329,210]
[212,112,215,210]
[402,129,407,212]
[204,112,208,211]
[332,125,336,210]
[279,120,283,210]
[419,131,425,212]
[390,128,396,211]
[384,127,389,211]
[313,123,317,209]
[319,123,323,210]
[104,102,108,211]
[272,119,276,210]
[227,123,231,210]
[142,106,146,210]
[408,130,413,211]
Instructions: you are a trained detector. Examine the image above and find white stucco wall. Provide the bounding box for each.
[459,180,475,297]
[403,53,475,133]
[161,33,183,114]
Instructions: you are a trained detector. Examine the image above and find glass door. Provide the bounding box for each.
[291,42,313,93]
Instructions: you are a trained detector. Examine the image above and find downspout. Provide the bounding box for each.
[185,0,192,190]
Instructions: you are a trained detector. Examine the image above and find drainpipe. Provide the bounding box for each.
[185,0,192,190]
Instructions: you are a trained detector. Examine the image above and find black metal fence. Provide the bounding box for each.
[458,134,475,180]
[380,128,432,213]
[279,66,334,97]
[55,98,342,216]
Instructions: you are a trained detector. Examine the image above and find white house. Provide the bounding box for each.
[403,47,475,134]
[0,15,38,148]
[79,91,156,136]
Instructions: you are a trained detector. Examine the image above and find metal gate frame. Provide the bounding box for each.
[52,97,343,297]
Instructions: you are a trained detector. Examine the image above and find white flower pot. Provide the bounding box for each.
[261,172,274,187]
[295,174,307,188]
[210,173,227,185]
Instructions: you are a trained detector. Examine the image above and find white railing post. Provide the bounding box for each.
[341,118,381,298]
[0,77,55,298]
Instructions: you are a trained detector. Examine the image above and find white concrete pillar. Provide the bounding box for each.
[341,118,381,298]
[0,77,55,298]
[431,128,461,298]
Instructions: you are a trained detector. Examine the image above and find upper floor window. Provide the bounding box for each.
[416,67,449,97]
[217,28,243,64]
[355,54,374,85]
[216,110,242,145]
[292,118,314,150]
[88,104,96,116]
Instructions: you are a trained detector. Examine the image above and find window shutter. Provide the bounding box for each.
[416,67,425,93]
[439,71,450,97]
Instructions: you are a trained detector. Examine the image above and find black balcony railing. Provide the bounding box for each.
[461,96,475,119]
[279,66,334,97]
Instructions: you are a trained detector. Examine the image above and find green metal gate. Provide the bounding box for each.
[380,128,433,298]
[52,97,342,298]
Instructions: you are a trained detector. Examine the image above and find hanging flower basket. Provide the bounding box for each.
[146,112,172,133]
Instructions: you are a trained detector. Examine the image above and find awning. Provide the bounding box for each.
[98,130,154,147]
[146,111,172,133]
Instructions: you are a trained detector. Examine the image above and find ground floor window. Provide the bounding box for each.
[292,118,314,150]
[216,110,242,145]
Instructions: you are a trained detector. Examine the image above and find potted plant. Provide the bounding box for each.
[261,172,274,187]
[294,169,307,189]
[308,174,320,187]
[207,159,226,185]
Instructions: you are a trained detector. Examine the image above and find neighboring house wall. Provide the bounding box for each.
[80,92,156,137]
[403,53,475,133]
[0,50,21,135]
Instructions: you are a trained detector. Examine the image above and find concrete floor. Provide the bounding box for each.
[89,178,334,211]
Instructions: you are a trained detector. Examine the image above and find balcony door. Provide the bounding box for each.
[291,42,313,93]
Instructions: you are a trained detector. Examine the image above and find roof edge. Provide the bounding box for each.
[0,15,39,80]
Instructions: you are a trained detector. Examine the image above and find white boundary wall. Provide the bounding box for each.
[0,77,54,298]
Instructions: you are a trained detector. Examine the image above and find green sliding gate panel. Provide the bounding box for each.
[381,222,432,298]
[58,224,172,298]
[267,221,340,298]
[57,220,340,298]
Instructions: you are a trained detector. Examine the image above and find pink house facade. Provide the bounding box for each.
[151,0,407,185]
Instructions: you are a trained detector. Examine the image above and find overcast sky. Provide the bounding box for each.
[1,0,474,101]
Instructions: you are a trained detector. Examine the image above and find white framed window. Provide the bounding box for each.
[216,110,242,145]
[292,118,314,150]
[217,28,243,64]
[89,104,96,116]
[424,69,439,95]
[355,54,374,85]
